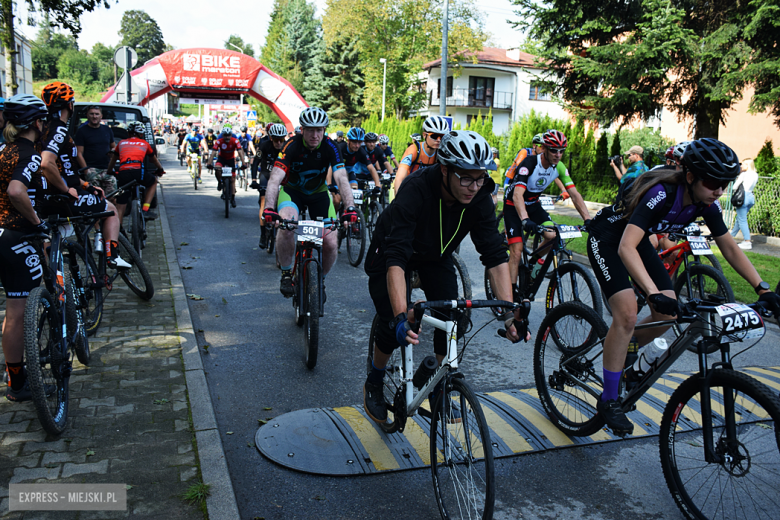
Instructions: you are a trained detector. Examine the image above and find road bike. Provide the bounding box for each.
[367,298,519,520]
[187,152,200,190]
[277,216,337,370]
[534,298,779,520]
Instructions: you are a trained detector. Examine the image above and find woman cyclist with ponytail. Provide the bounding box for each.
[586,138,780,435]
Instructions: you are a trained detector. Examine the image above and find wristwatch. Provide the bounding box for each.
[754,281,770,294]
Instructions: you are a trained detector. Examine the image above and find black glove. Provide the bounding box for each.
[250,181,260,190]
[758,291,780,317]
[35,220,51,235]
[522,218,538,233]
[371,186,382,196]
[648,293,681,317]
[582,219,591,233]
[206,164,213,170]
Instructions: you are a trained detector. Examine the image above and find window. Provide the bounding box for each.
[437,76,453,98]
[469,77,494,101]
[529,82,551,101]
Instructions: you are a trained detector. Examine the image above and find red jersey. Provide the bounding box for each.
[115,137,154,171]
[213,137,241,161]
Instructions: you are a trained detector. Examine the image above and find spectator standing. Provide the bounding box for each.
[612,145,648,184]
[75,106,117,193]
[731,158,759,250]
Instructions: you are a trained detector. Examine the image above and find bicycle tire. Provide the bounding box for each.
[367,201,382,241]
[193,166,198,190]
[130,200,142,256]
[63,262,89,366]
[24,287,70,435]
[659,369,780,520]
[673,263,734,350]
[117,234,154,300]
[69,242,103,336]
[430,377,495,520]
[366,314,403,434]
[346,214,366,267]
[534,301,608,437]
[546,261,603,318]
[224,182,230,218]
[304,261,319,370]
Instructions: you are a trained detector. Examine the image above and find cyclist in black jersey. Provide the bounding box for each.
[377,134,399,169]
[330,127,381,209]
[204,128,217,151]
[262,107,357,297]
[587,138,780,435]
[253,123,286,249]
[364,132,393,174]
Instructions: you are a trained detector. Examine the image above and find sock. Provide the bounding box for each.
[367,361,385,386]
[602,368,623,401]
[105,240,118,259]
[142,203,151,212]
[6,362,25,390]
[281,265,292,272]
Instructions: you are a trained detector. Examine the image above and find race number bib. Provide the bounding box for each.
[557,224,582,239]
[715,303,765,343]
[368,181,376,189]
[683,223,701,236]
[381,173,391,181]
[221,166,233,177]
[297,220,324,245]
[352,189,363,205]
[540,196,554,210]
[688,236,712,255]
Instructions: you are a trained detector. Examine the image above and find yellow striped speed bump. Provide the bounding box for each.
[255,366,780,475]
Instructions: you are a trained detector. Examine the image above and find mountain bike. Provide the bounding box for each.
[484,220,602,320]
[357,179,382,242]
[367,299,519,520]
[277,216,337,370]
[121,173,161,258]
[379,171,395,209]
[216,163,236,218]
[236,156,247,191]
[187,152,200,190]
[533,298,779,520]
[345,186,367,267]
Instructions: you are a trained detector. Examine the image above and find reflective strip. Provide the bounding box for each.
[333,407,399,471]
[403,417,437,465]
[488,391,574,446]
[480,405,533,453]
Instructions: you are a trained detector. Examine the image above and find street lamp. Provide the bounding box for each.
[227,42,244,54]
[379,58,387,121]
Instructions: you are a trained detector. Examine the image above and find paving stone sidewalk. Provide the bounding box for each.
[0,204,205,519]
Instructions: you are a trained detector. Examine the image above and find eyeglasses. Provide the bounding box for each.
[428,133,444,141]
[451,169,488,188]
[699,176,730,191]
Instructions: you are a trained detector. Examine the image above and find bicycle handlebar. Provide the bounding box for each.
[412,299,518,323]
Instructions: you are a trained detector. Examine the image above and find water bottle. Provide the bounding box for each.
[412,356,438,389]
[94,231,103,252]
[530,258,543,281]
[632,338,669,377]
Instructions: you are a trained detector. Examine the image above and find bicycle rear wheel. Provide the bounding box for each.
[659,370,780,520]
[430,377,495,520]
[117,234,154,300]
[193,165,198,190]
[346,214,366,267]
[546,261,603,318]
[673,264,734,351]
[24,287,70,435]
[534,301,608,437]
[366,314,403,434]
[303,261,319,370]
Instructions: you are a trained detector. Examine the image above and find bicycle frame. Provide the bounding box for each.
[520,225,579,302]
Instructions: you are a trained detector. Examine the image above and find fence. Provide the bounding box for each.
[721,176,780,238]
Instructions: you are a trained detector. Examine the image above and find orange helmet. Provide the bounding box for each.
[41,81,75,110]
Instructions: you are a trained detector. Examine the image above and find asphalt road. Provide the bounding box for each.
[159,151,779,520]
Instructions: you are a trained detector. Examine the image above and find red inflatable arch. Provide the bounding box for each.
[101,48,308,130]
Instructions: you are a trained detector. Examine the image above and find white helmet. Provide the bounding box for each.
[268,123,287,138]
[298,107,329,128]
[437,131,497,171]
[127,121,145,135]
[422,115,449,134]
[673,141,692,162]
[378,134,390,145]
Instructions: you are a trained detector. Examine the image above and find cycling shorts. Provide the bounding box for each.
[277,186,336,220]
[587,233,672,301]
[214,158,236,179]
[503,202,552,246]
[0,228,43,298]
[39,190,109,219]
[115,169,156,205]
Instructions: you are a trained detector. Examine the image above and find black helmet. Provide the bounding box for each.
[682,138,740,181]
[240,125,247,132]
[4,94,48,128]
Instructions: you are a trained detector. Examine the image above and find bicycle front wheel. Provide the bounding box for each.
[24,287,70,435]
[117,234,154,300]
[303,261,319,370]
[659,369,780,520]
[451,252,472,335]
[224,183,230,218]
[534,301,608,437]
[63,263,89,366]
[266,225,276,255]
[346,215,366,267]
[673,263,734,349]
[546,261,603,318]
[366,200,382,241]
[430,377,495,520]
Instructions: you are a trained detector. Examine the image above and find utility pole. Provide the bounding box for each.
[380,58,387,121]
[439,0,449,116]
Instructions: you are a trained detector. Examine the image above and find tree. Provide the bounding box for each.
[610,131,622,158]
[318,37,365,125]
[32,28,79,80]
[510,0,777,138]
[755,140,777,177]
[225,34,254,57]
[119,10,166,66]
[57,49,97,84]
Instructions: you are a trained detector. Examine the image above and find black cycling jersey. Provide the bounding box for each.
[274,135,343,195]
[365,145,387,171]
[0,138,44,232]
[258,139,279,176]
[341,144,372,179]
[40,119,80,190]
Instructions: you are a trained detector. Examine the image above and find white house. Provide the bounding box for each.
[0,31,33,97]
[418,47,570,134]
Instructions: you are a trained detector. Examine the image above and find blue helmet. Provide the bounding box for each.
[0,97,5,110]
[347,127,365,141]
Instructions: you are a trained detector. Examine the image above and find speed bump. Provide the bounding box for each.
[255,366,780,476]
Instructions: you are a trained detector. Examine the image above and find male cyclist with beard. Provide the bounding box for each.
[252,123,287,249]
[393,115,449,192]
[503,129,591,288]
[364,132,393,175]
[207,126,248,208]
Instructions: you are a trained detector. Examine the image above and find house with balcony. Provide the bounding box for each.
[418,47,570,134]
[0,31,33,96]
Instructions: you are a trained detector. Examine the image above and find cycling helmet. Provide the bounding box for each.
[665,146,676,161]
[207,128,214,133]
[0,97,5,110]
[3,94,48,128]
[268,123,287,138]
[422,115,449,134]
[346,127,365,141]
[411,133,422,142]
[437,131,497,171]
[364,132,378,142]
[532,133,544,145]
[294,126,301,134]
[299,106,329,128]
[221,126,232,137]
[542,129,568,149]
[673,140,692,162]
[240,125,247,132]
[127,121,145,135]
[491,147,498,155]
[378,134,390,145]
[681,138,740,181]
[41,81,75,110]
[336,130,344,137]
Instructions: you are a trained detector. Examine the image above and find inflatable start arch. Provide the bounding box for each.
[101,48,308,130]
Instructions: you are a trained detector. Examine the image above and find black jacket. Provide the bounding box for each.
[365,164,507,276]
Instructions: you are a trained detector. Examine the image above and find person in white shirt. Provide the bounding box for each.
[730,158,759,249]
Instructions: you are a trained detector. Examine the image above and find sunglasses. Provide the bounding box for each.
[428,133,444,140]
[547,148,565,155]
[699,176,730,191]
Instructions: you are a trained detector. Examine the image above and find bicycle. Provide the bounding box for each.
[344,186,367,267]
[236,157,247,191]
[356,179,383,242]
[379,171,395,209]
[367,299,518,520]
[484,220,602,320]
[121,177,155,258]
[533,298,779,519]
[187,152,200,190]
[276,216,337,370]
[215,163,237,218]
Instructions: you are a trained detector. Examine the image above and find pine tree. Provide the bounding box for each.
[593,133,611,185]
[320,37,365,126]
[755,139,777,177]
[610,131,623,159]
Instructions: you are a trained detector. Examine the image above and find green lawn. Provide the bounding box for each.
[495,203,780,303]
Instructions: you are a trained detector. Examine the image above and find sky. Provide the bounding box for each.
[16,0,525,57]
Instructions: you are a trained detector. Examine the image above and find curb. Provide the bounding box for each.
[157,184,241,520]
